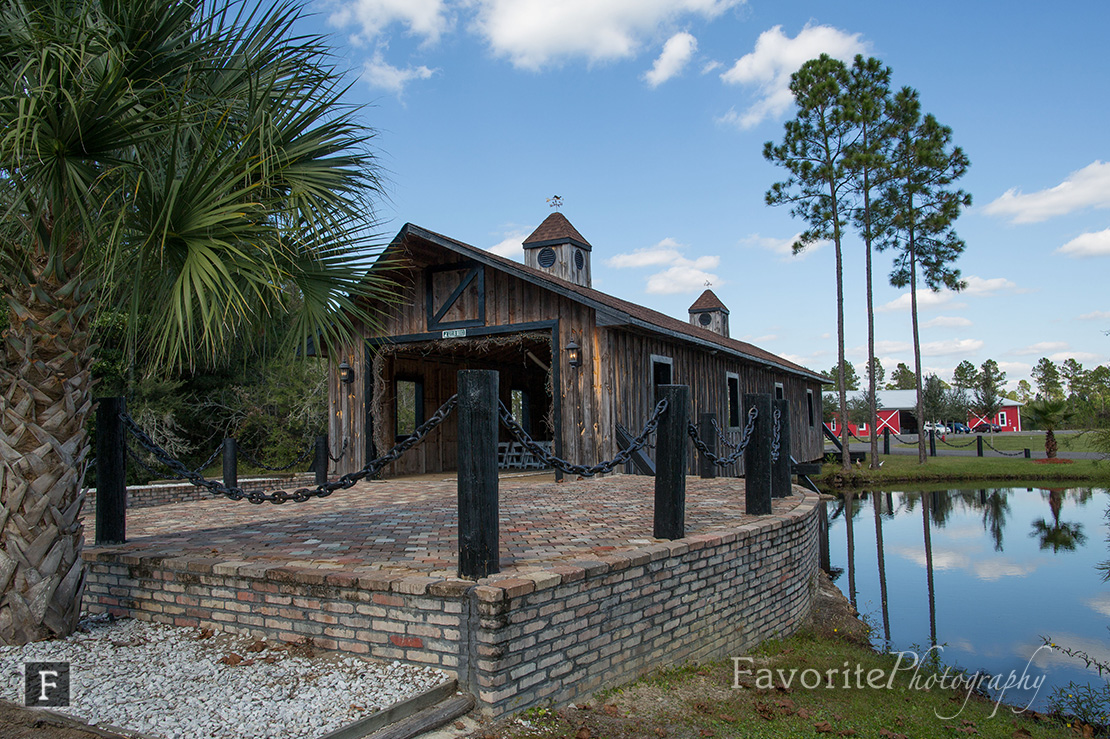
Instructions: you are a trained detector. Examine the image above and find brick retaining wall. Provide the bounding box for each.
[83,473,318,510]
[83,488,820,716]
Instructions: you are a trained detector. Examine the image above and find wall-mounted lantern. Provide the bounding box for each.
[338,361,355,385]
[565,339,582,369]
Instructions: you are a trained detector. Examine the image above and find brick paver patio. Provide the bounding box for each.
[83,473,802,578]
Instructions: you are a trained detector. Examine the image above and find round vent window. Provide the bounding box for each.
[574,249,585,270]
[538,247,557,268]
[698,313,712,326]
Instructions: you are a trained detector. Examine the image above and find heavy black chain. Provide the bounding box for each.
[498,398,668,477]
[710,418,741,453]
[688,406,758,467]
[329,438,349,462]
[938,435,978,449]
[126,440,222,479]
[982,438,1026,457]
[120,396,458,504]
[239,443,315,472]
[771,407,781,463]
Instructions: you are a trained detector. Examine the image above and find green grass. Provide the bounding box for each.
[815,452,1110,489]
[483,632,1072,739]
[888,431,1102,453]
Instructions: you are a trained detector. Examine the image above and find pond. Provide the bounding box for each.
[826,484,1110,711]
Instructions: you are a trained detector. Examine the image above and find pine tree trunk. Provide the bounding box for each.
[0,276,95,644]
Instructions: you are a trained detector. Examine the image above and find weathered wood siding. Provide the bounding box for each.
[330,234,824,477]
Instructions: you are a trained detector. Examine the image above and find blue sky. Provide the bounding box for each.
[302,0,1110,390]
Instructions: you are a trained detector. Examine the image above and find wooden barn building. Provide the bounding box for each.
[327,213,826,478]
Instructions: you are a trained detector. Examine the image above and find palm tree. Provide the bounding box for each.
[1030,489,1086,553]
[1022,398,1075,459]
[0,0,394,644]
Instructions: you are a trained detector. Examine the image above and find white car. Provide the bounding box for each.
[923,422,950,434]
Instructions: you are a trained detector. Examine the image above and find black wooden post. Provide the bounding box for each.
[95,397,126,545]
[654,384,689,539]
[314,435,328,485]
[976,435,984,457]
[743,393,773,515]
[929,428,936,457]
[457,370,500,578]
[222,438,238,489]
[818,499,831,573]
[1024,448,1031,459]
[771,399,792,498]
[698,412,717,479]
[883,427,890,455]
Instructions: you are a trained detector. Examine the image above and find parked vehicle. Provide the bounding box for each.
[971,422,1001,433]
[952,422,970,434]
[923,422,950,434]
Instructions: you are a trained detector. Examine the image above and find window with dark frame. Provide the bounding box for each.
[806,389,815,427]
[775,382,784,400]
[727,374,740,428]
[395,378,424,439]
[651,355,673,399]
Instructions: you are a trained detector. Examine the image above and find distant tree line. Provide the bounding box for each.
[822,355,1110,432]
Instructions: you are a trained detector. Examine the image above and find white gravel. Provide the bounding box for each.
[0,616,449,739]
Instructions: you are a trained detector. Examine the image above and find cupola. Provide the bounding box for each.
[523,212,592,288]
[689,289,729,338]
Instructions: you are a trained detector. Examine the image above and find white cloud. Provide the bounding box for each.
[331,0,452,45]
[961,275,1017,296]
[485,230,529,259]
[921,338,984,357]
[701,60,722,74]
[877,291,955,313]
[1057,228,1110,258]
[646,264,720,294]
[1049,351,1101,363]
[1012,341,1069,356]
[362,51,436,94]
[740,232,826,260]
[983,161,1110,224]
[644,32,698,87]
[874,340,911,354]
[923,316,972,328]
[472,0,741,70]
[717,23,868,129]
[1080,310,1110,320]
[608,237,721,294]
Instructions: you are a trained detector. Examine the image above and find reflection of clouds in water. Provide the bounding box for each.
[1084,593,1110,617]
[891,545,969,571]
[890,545,1037,580]
[939,525,986,541]
[972,559,1036,581]
[1016,634,1110,675]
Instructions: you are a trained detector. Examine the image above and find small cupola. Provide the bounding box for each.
[689,289,729,338]
[523,212,592,288]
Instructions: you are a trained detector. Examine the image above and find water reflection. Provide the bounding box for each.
[826,485,1110,709]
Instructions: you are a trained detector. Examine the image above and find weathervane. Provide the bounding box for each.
[704,280,713,287]
[547,195,563,211]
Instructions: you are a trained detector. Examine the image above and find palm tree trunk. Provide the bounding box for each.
[1045,428,1057,459]
[0,278,94,644]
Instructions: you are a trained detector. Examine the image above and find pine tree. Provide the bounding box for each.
[952,360,978,391]
[844,55,894,469]
[1032,357,1064,400]
[764,55,856,470]
[888,362,917,390]
[876,88,970,463]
